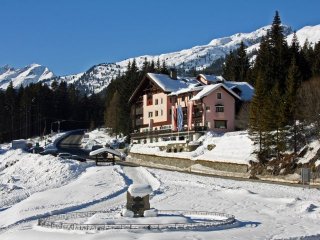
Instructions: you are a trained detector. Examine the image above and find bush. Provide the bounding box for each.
[207,144,216,151]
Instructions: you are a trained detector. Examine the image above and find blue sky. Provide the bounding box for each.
[1,0,319,75]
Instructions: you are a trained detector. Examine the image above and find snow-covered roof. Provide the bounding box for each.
[128,184,153,197]
[198,74,225,83]
[147,73,188,92]
[89,147,125,158]
[168,84,204,96]
[223,81,254,101]
[190,83,240,101]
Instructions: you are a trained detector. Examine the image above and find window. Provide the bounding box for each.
[217,92,222,99]
[189,94,193,100]
[155,110,158,117]
[181,95,185,102]
[161,109,163,116]
[206,106,210,112]
[214,120,227,129]
[161,98,163,104]
[147,94,153,106]
[215,104,224,112]
[169,109,172,115]
[148,112,153,118]
[155,99,158,105]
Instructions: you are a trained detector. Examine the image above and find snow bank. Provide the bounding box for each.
[144,208,158,217]
[0,149,88,208]
[128,184,153,197]
[195,131,255,164]
[0,165,125,228]
[130,131,255,165]
[121,209,134,218]
[298,139,320,164]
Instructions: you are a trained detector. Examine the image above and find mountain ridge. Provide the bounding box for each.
[1,24,319,93]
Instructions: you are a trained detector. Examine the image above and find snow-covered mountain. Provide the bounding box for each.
[0,63,55,90]
[247,24,320,54]
[65,25,294,94]
[1,24,320,94]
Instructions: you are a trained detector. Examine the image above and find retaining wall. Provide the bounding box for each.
[128,153,249,175]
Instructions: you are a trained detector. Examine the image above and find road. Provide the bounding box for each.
[56,130,90,157]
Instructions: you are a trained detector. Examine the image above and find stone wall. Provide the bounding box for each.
[129,152,248,173]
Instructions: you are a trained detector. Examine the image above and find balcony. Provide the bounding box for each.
[135,107,143,115]
[135,119,143,126]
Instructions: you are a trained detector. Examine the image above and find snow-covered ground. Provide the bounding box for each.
[0,146,320,239]
[130,131,256,165]
[130,130,320,169]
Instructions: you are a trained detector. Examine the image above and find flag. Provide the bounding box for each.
[171,106,177,131]
[177,105,183,131]
[187,102,193,130]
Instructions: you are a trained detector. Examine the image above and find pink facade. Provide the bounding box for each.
[142,92,171,129]
[201,87,235,132]
[130,73,244,135]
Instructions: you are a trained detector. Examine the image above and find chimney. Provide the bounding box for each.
[169,68,177,80]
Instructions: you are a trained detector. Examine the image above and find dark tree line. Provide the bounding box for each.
[240,11,320,162]
[104,58,169,137]
[0,81,105,143]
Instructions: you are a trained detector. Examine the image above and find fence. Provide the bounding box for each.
[38,210,235,231]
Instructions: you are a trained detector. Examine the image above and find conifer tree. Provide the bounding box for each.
[235,41,250,82]
[249,74,267,160]
[283,57,301,124]
[222,50,236,80]
[312,41,320,77]
[156,58,161,73]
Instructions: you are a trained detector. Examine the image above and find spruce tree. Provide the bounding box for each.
[283,57,301,124]
[222,50,236,80]
[235,41,250,82]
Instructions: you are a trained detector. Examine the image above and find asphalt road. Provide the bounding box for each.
[56,130,90,157]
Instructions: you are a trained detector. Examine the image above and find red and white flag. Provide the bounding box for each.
[187,102,193,130]
[171,105,177,131]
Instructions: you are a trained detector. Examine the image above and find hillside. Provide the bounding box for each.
[0,64,55,90]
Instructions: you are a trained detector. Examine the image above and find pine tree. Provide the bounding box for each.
[312,41,320,77]
[235,41,250,82]
[161,60,169,74]
[105,91,121,136]
[156,58,161,73]
[249,74,267,160]
[222,50,236,80]
[283,57,301,124]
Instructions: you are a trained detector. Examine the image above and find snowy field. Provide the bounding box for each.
[1,148,320,239]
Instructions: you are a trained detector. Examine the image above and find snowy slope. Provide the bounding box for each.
[286,24,320,46]
[247,24,320,54]
[0,64,55,89]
